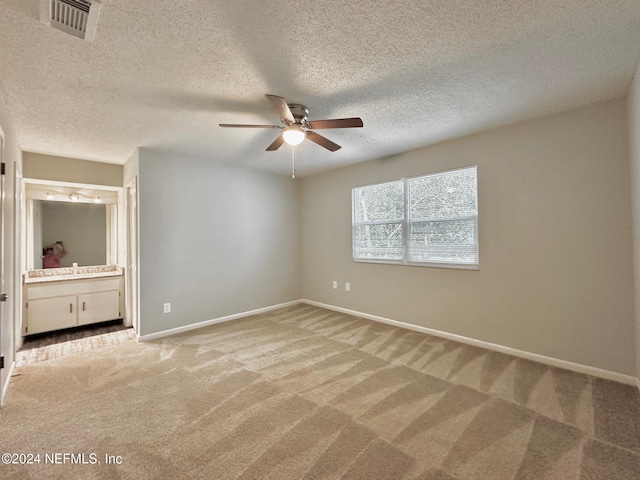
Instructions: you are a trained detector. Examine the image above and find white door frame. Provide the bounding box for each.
[125,177,139,334]
[0,127,11,406]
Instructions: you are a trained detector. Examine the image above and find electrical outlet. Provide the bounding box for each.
[332,280,338,289]
[345,282,351,292]
[163,303,171,313]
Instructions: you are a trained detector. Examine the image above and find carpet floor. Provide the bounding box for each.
[1,303,639,479]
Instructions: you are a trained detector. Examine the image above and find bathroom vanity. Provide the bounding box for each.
[22,266,124,335]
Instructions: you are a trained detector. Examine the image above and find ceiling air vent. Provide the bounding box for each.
[50,0,90,38]
[40,0,102,42]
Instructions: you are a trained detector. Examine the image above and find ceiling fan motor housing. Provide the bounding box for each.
[287,103,310,125]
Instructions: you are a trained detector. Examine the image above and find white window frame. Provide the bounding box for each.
[351,179,405,262]
[352,165,479,270]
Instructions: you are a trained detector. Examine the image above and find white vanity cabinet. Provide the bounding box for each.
[24,276,123,335]
[27,295,78,334]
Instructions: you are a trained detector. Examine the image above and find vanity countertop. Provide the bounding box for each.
[24,265,124,284]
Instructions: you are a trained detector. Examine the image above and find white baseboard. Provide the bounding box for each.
[301,299,639,386]
[136,297,639,387]
[1,361,16,407]
[137,300,301,342]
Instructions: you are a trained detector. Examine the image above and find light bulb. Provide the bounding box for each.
[282,126,305,146]
[46,192,53,200]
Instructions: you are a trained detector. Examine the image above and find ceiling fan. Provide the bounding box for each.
[219,94,363,152]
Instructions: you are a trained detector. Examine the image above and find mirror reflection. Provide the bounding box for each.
[35,200,107,268]
[24,181,121,272]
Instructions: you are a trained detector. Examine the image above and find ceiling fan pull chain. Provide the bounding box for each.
[291,146,296,179]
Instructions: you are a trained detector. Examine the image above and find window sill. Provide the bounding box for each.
[353,258,479,271]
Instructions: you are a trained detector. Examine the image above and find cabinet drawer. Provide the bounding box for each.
[27,295,77,335]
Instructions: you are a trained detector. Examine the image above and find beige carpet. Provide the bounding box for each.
[1,304,639,479]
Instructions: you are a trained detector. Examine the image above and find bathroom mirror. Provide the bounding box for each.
[24,181,120,271]
[35,200,107,268]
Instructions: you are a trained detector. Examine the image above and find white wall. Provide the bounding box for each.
[137,149,301,336]
[301,98,635,376]
[0,93,22,404]
[123,148,139,187]
[629,60,640,384]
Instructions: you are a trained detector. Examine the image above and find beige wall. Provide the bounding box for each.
[23,152,123,186]
[301,98,635,375]
[629,61,640,383]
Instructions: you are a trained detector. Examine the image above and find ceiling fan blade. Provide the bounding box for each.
[266,135,285,151]
[305,131,341,152]
[219,123,282,129]
[307,117,363,129]
[265,94,295,124]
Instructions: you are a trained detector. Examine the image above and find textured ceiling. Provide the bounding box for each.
[1,1,640,176]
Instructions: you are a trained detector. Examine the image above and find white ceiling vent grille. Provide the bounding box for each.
[50,0,90,38]
[40,0,102,42]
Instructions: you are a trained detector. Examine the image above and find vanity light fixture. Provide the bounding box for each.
[69,193,80,202]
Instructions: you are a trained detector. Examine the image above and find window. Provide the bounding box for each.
[352,166,478,269]
[352,180,404,261]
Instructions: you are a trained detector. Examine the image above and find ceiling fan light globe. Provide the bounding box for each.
[283,127,305,145]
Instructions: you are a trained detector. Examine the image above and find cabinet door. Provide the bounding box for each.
[78,291,120,326]
[27,295,77,335]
